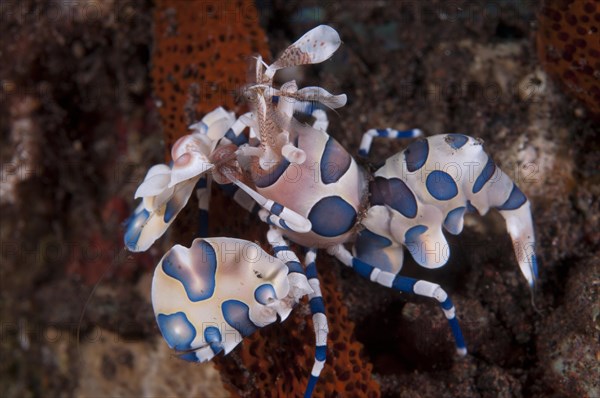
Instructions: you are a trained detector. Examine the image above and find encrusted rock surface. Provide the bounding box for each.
[1,1,598,397]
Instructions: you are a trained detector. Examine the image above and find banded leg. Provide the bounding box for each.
[304,248,329,398]
[196,178,261,238]
[329,244,467,356]
[358,128,422,157]
[222,112,251,146]
[272,96,331,132]
[292,101,329,131]
[259,208,310,235]
[188,107,251,146]
[226,174,312,233]
[265,227,312,303]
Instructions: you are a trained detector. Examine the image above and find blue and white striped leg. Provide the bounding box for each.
[195,176,211,238]
[358,128,423,157]
[328,244,467,356]
[188,107,250,146]
[265,227,312,305]
[273,96,328,131]
[291,100,329,131]
[222,113,251,146]
[225,174,311,233]
[304,248,329,398]
[292,99,319,116]
[258,208,309,234]
[266,227,305,277]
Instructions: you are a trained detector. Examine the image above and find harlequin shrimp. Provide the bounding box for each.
[125,25,537,397]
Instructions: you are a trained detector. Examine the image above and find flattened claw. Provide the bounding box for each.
[498,201,537,287]
[124,178,198,252]
[151,238,294,360]
[125,105,242,252]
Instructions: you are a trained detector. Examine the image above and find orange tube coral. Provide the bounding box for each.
[153,0,269,151]
[537,0,600,117]
[150,1,380,396]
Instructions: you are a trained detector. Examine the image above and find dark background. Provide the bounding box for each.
[1,1,598,397]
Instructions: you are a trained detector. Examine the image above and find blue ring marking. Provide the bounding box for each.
[272,95,279,104]
[204,326,223,355]
[370,177,418,218]
[124,208,150,250]
[446,134,468,149]
[305,262,317,279]
[302,101,318,115]
[225,128,248,146]
[320,137,352,185]
[436,295,467,350]
[271,202,284,216]
[351,257,375,279]
[272,246,288,254]
[315,345,327,361]
[224,128,236,141]
[162,240,217,302]
[531,254,538,280]
[397,129,419,138]
[497,184,527,211]
[354,229,395,273]
[404,138,429,172]
[308,196,357,237]
[222,300,258,338]
[472,156,497,194]
[309,297,326,314]
[441,297,454,311]
[233,132,248,146]
[254,284,277,305]
[426,170,458,200]
[156,312,197,351]
[279,219,290,230]
[376,128,389,137]
[404,225,428,246]
[253,159,290,188]
[286,260,304,274]
[391,275,418,292]
[443,206,466,235]
[358,149,368,157]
